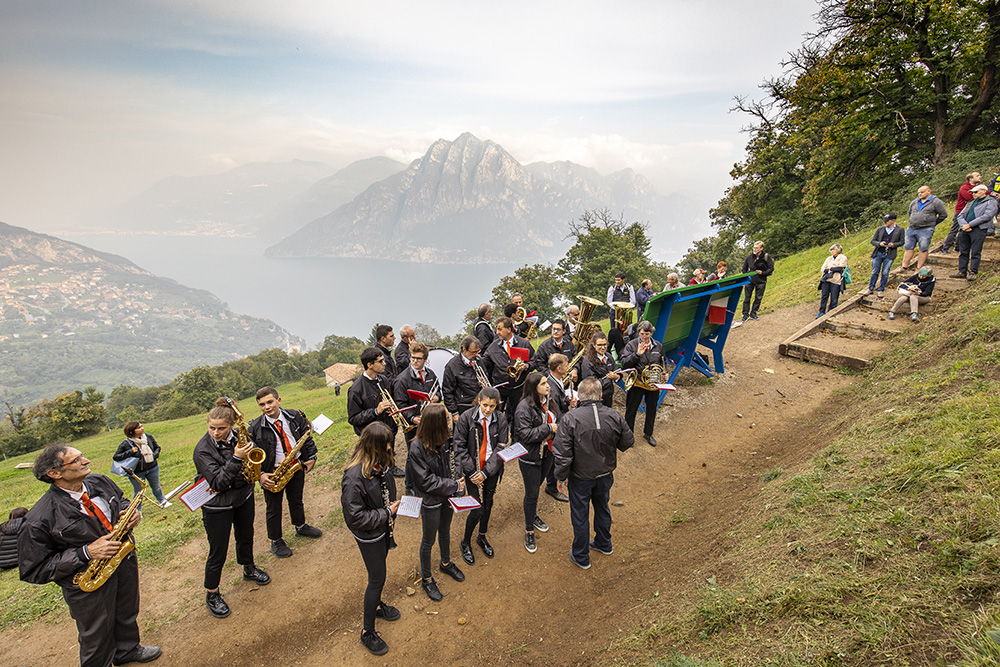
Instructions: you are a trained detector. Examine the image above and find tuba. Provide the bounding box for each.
[565,295,604,372]
[73,469,150,592]
[224,397,265,484]
[268,411,313,494]
[612,301,636,334]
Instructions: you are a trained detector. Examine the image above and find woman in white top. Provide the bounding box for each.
[817,244,849,318]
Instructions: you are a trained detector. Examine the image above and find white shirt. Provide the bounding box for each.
[266,412,295,465]
[61,482,112,521]
[474,408,496,462]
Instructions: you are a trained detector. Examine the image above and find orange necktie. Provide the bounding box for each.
[419,370,424,383]
[81,492,113,532]
[275,420,291,455]
[479,418,489,469]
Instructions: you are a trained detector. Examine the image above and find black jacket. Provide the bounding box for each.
[534,335,575,373]
[901,274,936,297]
[18,474,128,587]
[870,225,905,261]
[112,435,161,473]
[394,341,411,373]
[742,252,774,285]
[473,318,495,351]
[347,373,398,436]
[393,366,439,429]
[341,464,396,542]
[552,400,634,481]
[620,338,665,375]
[513,398,560,465]
[547,373,572,414]
[482,335,535,389]
[192,432,255,510]
[582,354,620,403]
[406,438,462,508]
[248,408,318,474]
[0,516,25,570]
[453,406,509,478]
[442,354,483,414]
[377,344,399,381]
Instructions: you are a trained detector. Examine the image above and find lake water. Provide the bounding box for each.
[65,235,517,347]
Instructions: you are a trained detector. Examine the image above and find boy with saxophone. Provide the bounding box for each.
[249,386,321,559]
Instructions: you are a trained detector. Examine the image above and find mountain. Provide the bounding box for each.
[0,222,303,405]
[90,160,335,236]
[264,133,699,264]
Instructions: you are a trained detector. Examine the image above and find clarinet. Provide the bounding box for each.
[379,470,397,550]
[448,440,464,497]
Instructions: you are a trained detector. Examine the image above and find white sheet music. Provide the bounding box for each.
[449,495,482,512]
[397,495,423,519]
[179,478,215,511]
[499,443,528,462]
[310,413,333,435]
[654,383,677,392]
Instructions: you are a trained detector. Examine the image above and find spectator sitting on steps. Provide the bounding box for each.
[888,267,935,323]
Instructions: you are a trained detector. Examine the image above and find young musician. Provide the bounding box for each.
[18,444,162,666]
[482,316,535,422]
[514,372,560,554]
[581,331,621,408]
[473,304,495,351]
[454,387,509,564]
[534,319,575,374]
[374,324,399,381]
[249,386,321,560]
[348,347,404,477]
[544,353,575,502]
[606,272,636,359]
[392,341,439,443]
[394,325,415,371]
[406,404,465,601]
[510,293,538,338]
[192,398,270,619]
[341,423,400,656]
[621,321,665,447]
[442,336,485,424]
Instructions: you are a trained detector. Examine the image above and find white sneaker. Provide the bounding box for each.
[159,500,172,509]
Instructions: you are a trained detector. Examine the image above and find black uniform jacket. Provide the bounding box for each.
[347,373,398,436]
[620,338,665,376]
[513,398,560,465]
[474,318,495,351]
[406,437,462,508]
[547,373,572,414]
[393,366,439,429]
[394,341,411,373]
[534,335,575,373]
[193,432,255,510]
[112,435,162,473]
[482,334,535,389]
[742,252,775,285]
[19,474,128,587]
[552,400,634,482]
[453,406,509,479]
[248,408,318,474]
[341,464,396,542]
[377,344,399,380]
[442,354,482,414]
[582,354,620,402]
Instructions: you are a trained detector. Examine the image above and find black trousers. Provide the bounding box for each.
[500,384,523,423]
[464,468,502,540]
[419,503,454,579]
[202,498,255,590]
[958,226,989,275]
[625,387,659,437]
[264,467,306,540]
[356,535,389,633]
[942,217,961,251]
[607,324,626,360]
[519,449,553,532]
[63,551,141,667]
[742,282,766,317]
[568,475,614,566]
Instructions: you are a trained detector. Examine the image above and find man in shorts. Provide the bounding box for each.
[901,185,947,271]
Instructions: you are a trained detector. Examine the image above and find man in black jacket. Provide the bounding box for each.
[741,240,774,322]
[552,379,634,570]
[348,347,404,477]
[250,386,321,559]
[374,324,399,381]
[393,341,439,442]
[534,319,575,374]
[394,324,415,372]
[473,304,495,351]
[482,317,535,421]
[442,337,485,424]
[868,214,906,297]
[18,444,161,666]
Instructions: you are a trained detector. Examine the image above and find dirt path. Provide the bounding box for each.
[1,302,852,667]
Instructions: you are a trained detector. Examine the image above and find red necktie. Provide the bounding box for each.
[81,492,113,532]
[275,420,291,455]
[419,370,424,383]
[479,418,489,469]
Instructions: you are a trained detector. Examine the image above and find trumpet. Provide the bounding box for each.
[473,361,491,388]
[506,357,528,380]
[378,380,416,433]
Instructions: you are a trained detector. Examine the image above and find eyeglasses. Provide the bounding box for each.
[411,356,426,361]
[62,454,85,468]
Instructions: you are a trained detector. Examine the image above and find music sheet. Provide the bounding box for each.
[449,495,482,512]
[310,413,333,435]
[179,478,215,511]
[397,495,423,519]
[499,443,528,462]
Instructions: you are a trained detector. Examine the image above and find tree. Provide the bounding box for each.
[29,388,107,442]
[175,366,221,411]
[319,334,366,365]
[3,401,30,433]
[490,264,565,321]
[413,323,443,347]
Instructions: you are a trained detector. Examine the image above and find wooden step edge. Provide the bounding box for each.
[782,341,873,370]
[823,319,898,340]
[778,293,864,352]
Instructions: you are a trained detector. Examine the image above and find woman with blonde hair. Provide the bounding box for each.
[817,244,849,318]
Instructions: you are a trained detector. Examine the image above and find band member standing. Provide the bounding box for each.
[552,378,634,569]
[581,331,621,408]
[606,272,636,359]
[374,324,399,381]
[18,444,162,666]
[511,293,539,337]
[473,304,495,351]
[341,423,400,656]
[394,325,416,372]
[514,372,560,554]
[565,304,581,338]
[482,316,535,422]
[454,387,509,564]
[442,337,485,424]
[534,319,575,374]
[249,386,322,560]
[392,341,439,443]
[406,404,466,601]
[620,321,665,447]
[348,347,404,477]
[543,353,575,503]
[193,399,271,619]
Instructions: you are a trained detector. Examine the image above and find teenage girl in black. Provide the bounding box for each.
[514,372,560,554]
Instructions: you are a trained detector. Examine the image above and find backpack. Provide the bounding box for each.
[843,265,852,286]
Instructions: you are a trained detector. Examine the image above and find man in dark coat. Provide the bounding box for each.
[868,214,906,297]
[741,240,774,321]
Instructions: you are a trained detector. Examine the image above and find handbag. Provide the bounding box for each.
[843,265,852,285]
[110,456,139,476]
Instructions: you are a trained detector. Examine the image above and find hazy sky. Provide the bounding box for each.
[0,0,819,238]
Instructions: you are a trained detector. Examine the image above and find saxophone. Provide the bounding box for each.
[268,411,313,494]
[224,397,265,484]
[73,470,150,592]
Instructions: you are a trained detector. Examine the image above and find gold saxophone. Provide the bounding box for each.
[73,470,149,592]
[224,397,265,484]
[268,411,313,494]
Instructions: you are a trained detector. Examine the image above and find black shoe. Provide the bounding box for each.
[440,561,465,582]
[533,516,549,533]
[589,539,613,555]
[113,645,163,665]
[645,434,657,447]
[968,273,977,281]
[243,565,271,585]
[270,539,292,558]
[749,314,760,321]
[361,630,388,656]
[476,534,495,558]
[375,602,400,621]
[206,591,230,618]
[950,272,967,279]
[391,466,406,478]
[295,523,323,538]
[460,540,475,565]
[545,487,569,502]
[569,551,591,570]
[422,577,443,601]
[524,532,537,553]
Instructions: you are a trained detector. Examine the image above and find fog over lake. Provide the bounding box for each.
[66,235,516,348]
